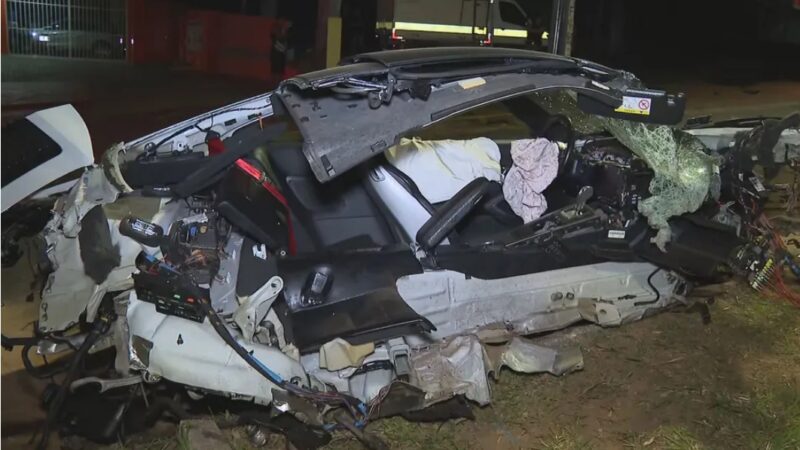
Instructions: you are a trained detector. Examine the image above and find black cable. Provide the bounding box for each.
[36,315,112,450]
[195,293,366,421]
[634,267,662,307]
[148,104,271,154]
[195,296,286,387]
[21,344,73,379]
[1,333,39,351]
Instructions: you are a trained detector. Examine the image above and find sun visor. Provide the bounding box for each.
[577,89,686,125]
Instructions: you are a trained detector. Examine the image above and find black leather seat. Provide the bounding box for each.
[267,143,397,252]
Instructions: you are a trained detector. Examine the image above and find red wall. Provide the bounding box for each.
[216,13,280,82]
[127,0,181,64]
[1,0,8,54]
[126,1,285,82]
[181,9,220,71]
[180,10,286,82]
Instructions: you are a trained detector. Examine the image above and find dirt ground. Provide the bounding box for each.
[354,287,800,450]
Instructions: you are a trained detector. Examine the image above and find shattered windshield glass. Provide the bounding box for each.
[532,91,720,249]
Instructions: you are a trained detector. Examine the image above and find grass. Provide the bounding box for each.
[622,426,705,450]
[538,427,593,450]
[175,423,191,450]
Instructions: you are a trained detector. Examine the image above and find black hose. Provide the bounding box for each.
[195,294,365,419]
[22,344,74,379]
[36,315,112,450]
[634,267,662,307]
[195,296,286,387]
[1,334,39,351]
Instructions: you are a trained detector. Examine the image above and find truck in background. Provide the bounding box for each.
[376,0,549,50]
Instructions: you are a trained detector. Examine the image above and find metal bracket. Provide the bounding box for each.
[71,374,143,393]
[234,276,284,342]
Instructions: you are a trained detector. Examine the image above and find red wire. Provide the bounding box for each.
[769,268,800,306]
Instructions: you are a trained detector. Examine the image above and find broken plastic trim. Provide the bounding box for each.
[195,288,370,428]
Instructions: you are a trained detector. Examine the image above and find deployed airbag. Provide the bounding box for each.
[386,137,501,203]
[502,138,559,222]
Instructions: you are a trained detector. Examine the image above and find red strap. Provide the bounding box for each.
[234,159,297,255]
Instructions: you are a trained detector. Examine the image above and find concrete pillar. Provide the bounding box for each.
[563,0,575,56]
[326,16,342,67]
[549,0,575,55]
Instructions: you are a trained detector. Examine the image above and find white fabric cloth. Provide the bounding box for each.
[503,138,560,223]
[386,137,501,203]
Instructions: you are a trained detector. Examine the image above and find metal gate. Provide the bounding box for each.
[5,0,126,59]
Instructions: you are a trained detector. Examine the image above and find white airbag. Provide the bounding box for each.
[386,137,501,203]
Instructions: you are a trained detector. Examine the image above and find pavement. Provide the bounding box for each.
[666,80,800,123]
[2,55,270,158]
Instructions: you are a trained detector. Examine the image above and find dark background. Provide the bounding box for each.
[183,0,799,82]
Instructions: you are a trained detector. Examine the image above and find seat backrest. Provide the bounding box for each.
[268,144,396,251]
[416,177,492,251]
[366,164,446,244]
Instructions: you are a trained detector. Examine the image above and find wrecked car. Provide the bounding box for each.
[2,47,799,449]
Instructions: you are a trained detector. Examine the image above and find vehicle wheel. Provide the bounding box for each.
[92,40,113,59]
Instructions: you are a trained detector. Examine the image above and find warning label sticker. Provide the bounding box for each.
[607,230,626,239]
[614,96,652,116]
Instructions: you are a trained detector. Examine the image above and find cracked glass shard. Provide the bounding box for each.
[530,90,720,249]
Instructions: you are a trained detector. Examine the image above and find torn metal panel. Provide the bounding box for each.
[39,173,186,331]
[209,233,244,316]
[301,340,408,402]
[409,334,583,407]
[483,337,584,377]
[398,262,680,342]
[687,126,800,164]
[113,291,133,374]
[410,335,493,406]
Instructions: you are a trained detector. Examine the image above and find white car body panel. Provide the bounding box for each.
[2,104,93,212]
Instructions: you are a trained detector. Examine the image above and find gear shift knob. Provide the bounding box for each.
[575,186,594,211]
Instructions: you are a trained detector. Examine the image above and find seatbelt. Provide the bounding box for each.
[170,122,286,198]
[234,159,297,255]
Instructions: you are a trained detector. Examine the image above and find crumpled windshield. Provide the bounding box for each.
[532,90,720,249]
